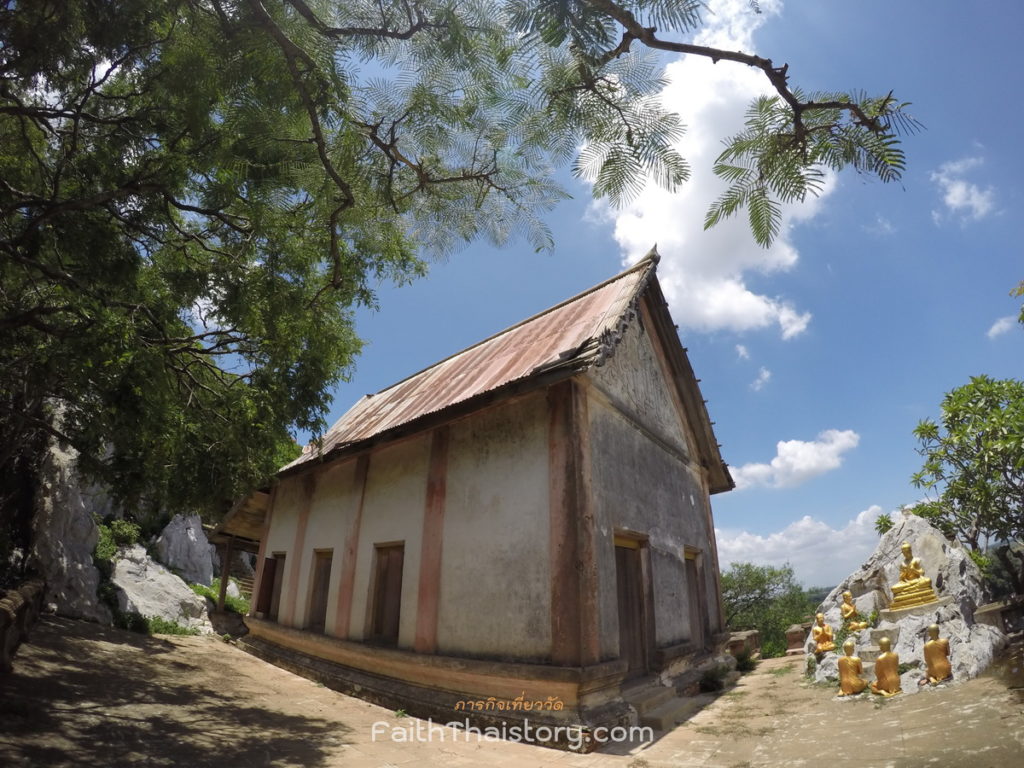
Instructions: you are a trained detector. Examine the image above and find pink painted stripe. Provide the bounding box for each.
[283,473,316,627]
[333,454,370,638]
[414,427,449,653]
[249,488,277,617]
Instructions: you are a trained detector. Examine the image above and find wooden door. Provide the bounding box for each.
[686,553,708,650]
[255,556,277,616]
[269,553,285,621]
[307,550,333,633]
[371,544,404,644]
[615,544,647,679]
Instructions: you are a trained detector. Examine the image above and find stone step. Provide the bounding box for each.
[639,696,706,731]
[672,668,703,697]
[621,683,676,716]
[870,627,900,645]
[860,645,882,662]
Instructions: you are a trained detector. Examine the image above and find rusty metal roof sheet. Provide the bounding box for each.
[285,250,660,471]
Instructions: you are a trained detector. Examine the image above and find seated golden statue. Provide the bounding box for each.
[889,541,939,609]
[870,636,902,697]
[923,623,952,684]
[837,640,868,696]
[840,591,870,630]
[812,612,836,654]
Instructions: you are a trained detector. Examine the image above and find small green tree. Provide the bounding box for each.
[912,375,1024,593]
[720,562,813,658]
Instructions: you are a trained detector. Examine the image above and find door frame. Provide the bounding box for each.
[684,546,709,651]
[614,533,655,679]
[367,541,405,645]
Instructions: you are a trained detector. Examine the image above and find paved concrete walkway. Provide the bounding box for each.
[1,617,1022,767]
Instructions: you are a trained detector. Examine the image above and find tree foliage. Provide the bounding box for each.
[720,562,813,658]
[0,1,916,526]
[911,375,1024,593]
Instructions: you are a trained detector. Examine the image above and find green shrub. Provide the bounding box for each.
[760,638,786,659]
[114,610,150,634]
[699,664,729,692]
[109,519,141,548]
[113,611,200,636]
[94,523,117,564]
[189,578,251,615]
[93,517,141,568]
[147,616,201,636]
[734,649,758,673]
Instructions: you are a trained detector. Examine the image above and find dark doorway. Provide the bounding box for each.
[685,549,708,650]
[255,552,286,621]
[370,543,404,645]
[615,541,647,679]
[307,550,333,633]
[268,553,286,621]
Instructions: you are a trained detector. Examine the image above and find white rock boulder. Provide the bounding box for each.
[29,439,112,624]
[807,511,1005,691]
[153,514,216,586]
[112,545,213,633]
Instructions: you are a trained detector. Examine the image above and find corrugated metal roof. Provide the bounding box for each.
[285,251,659,471]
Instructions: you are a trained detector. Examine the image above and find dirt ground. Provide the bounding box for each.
[2,616,1023,767]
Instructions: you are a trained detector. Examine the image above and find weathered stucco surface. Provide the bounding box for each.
[586,318,721,656]
[345,435,428,647]
[437,392,551,661]
[258,308,723,670]
[291,460,358,634]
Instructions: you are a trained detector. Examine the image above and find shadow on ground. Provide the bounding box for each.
[0,617,350,767]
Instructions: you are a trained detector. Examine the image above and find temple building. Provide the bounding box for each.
[215,249,734,738]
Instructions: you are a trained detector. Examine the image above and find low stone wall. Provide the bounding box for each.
[0,578,46,673]
[726,629,761,658]
[975,597,1024,634]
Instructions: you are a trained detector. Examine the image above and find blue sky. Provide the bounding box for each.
[301,1,1023,587]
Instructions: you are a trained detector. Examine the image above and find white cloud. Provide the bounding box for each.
[750,366,771,391]
[864,215,895,236]
[930,156,995,223]
[593,0,830,340]
[735,343,749,360]
[987,315,1017,339]
[731,429,860,490]
[716,506,883,587]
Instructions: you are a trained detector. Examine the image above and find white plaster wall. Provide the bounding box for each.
[347,435,429,647]
[262,473,305,624]
[290,460,359,634]
[436,393,552,661]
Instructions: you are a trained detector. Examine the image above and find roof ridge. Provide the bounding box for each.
[365,246,661,397]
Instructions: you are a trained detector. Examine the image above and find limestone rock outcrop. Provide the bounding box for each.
[153,514,216,586]
[29,440,112,624]
[807,511,1005,692]
[112,545,213,634]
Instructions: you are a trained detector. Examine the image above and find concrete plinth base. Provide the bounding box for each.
[879,596,953,623]
[239,616,632,751]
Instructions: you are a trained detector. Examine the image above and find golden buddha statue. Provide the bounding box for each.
[923,623,952,684]
[840,591,870,630]
[837,640,868,696]
[870,636,902,697]
[889,541,939,609]
[812,612,836,654]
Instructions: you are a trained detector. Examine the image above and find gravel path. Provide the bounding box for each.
[2,617,1022,767]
